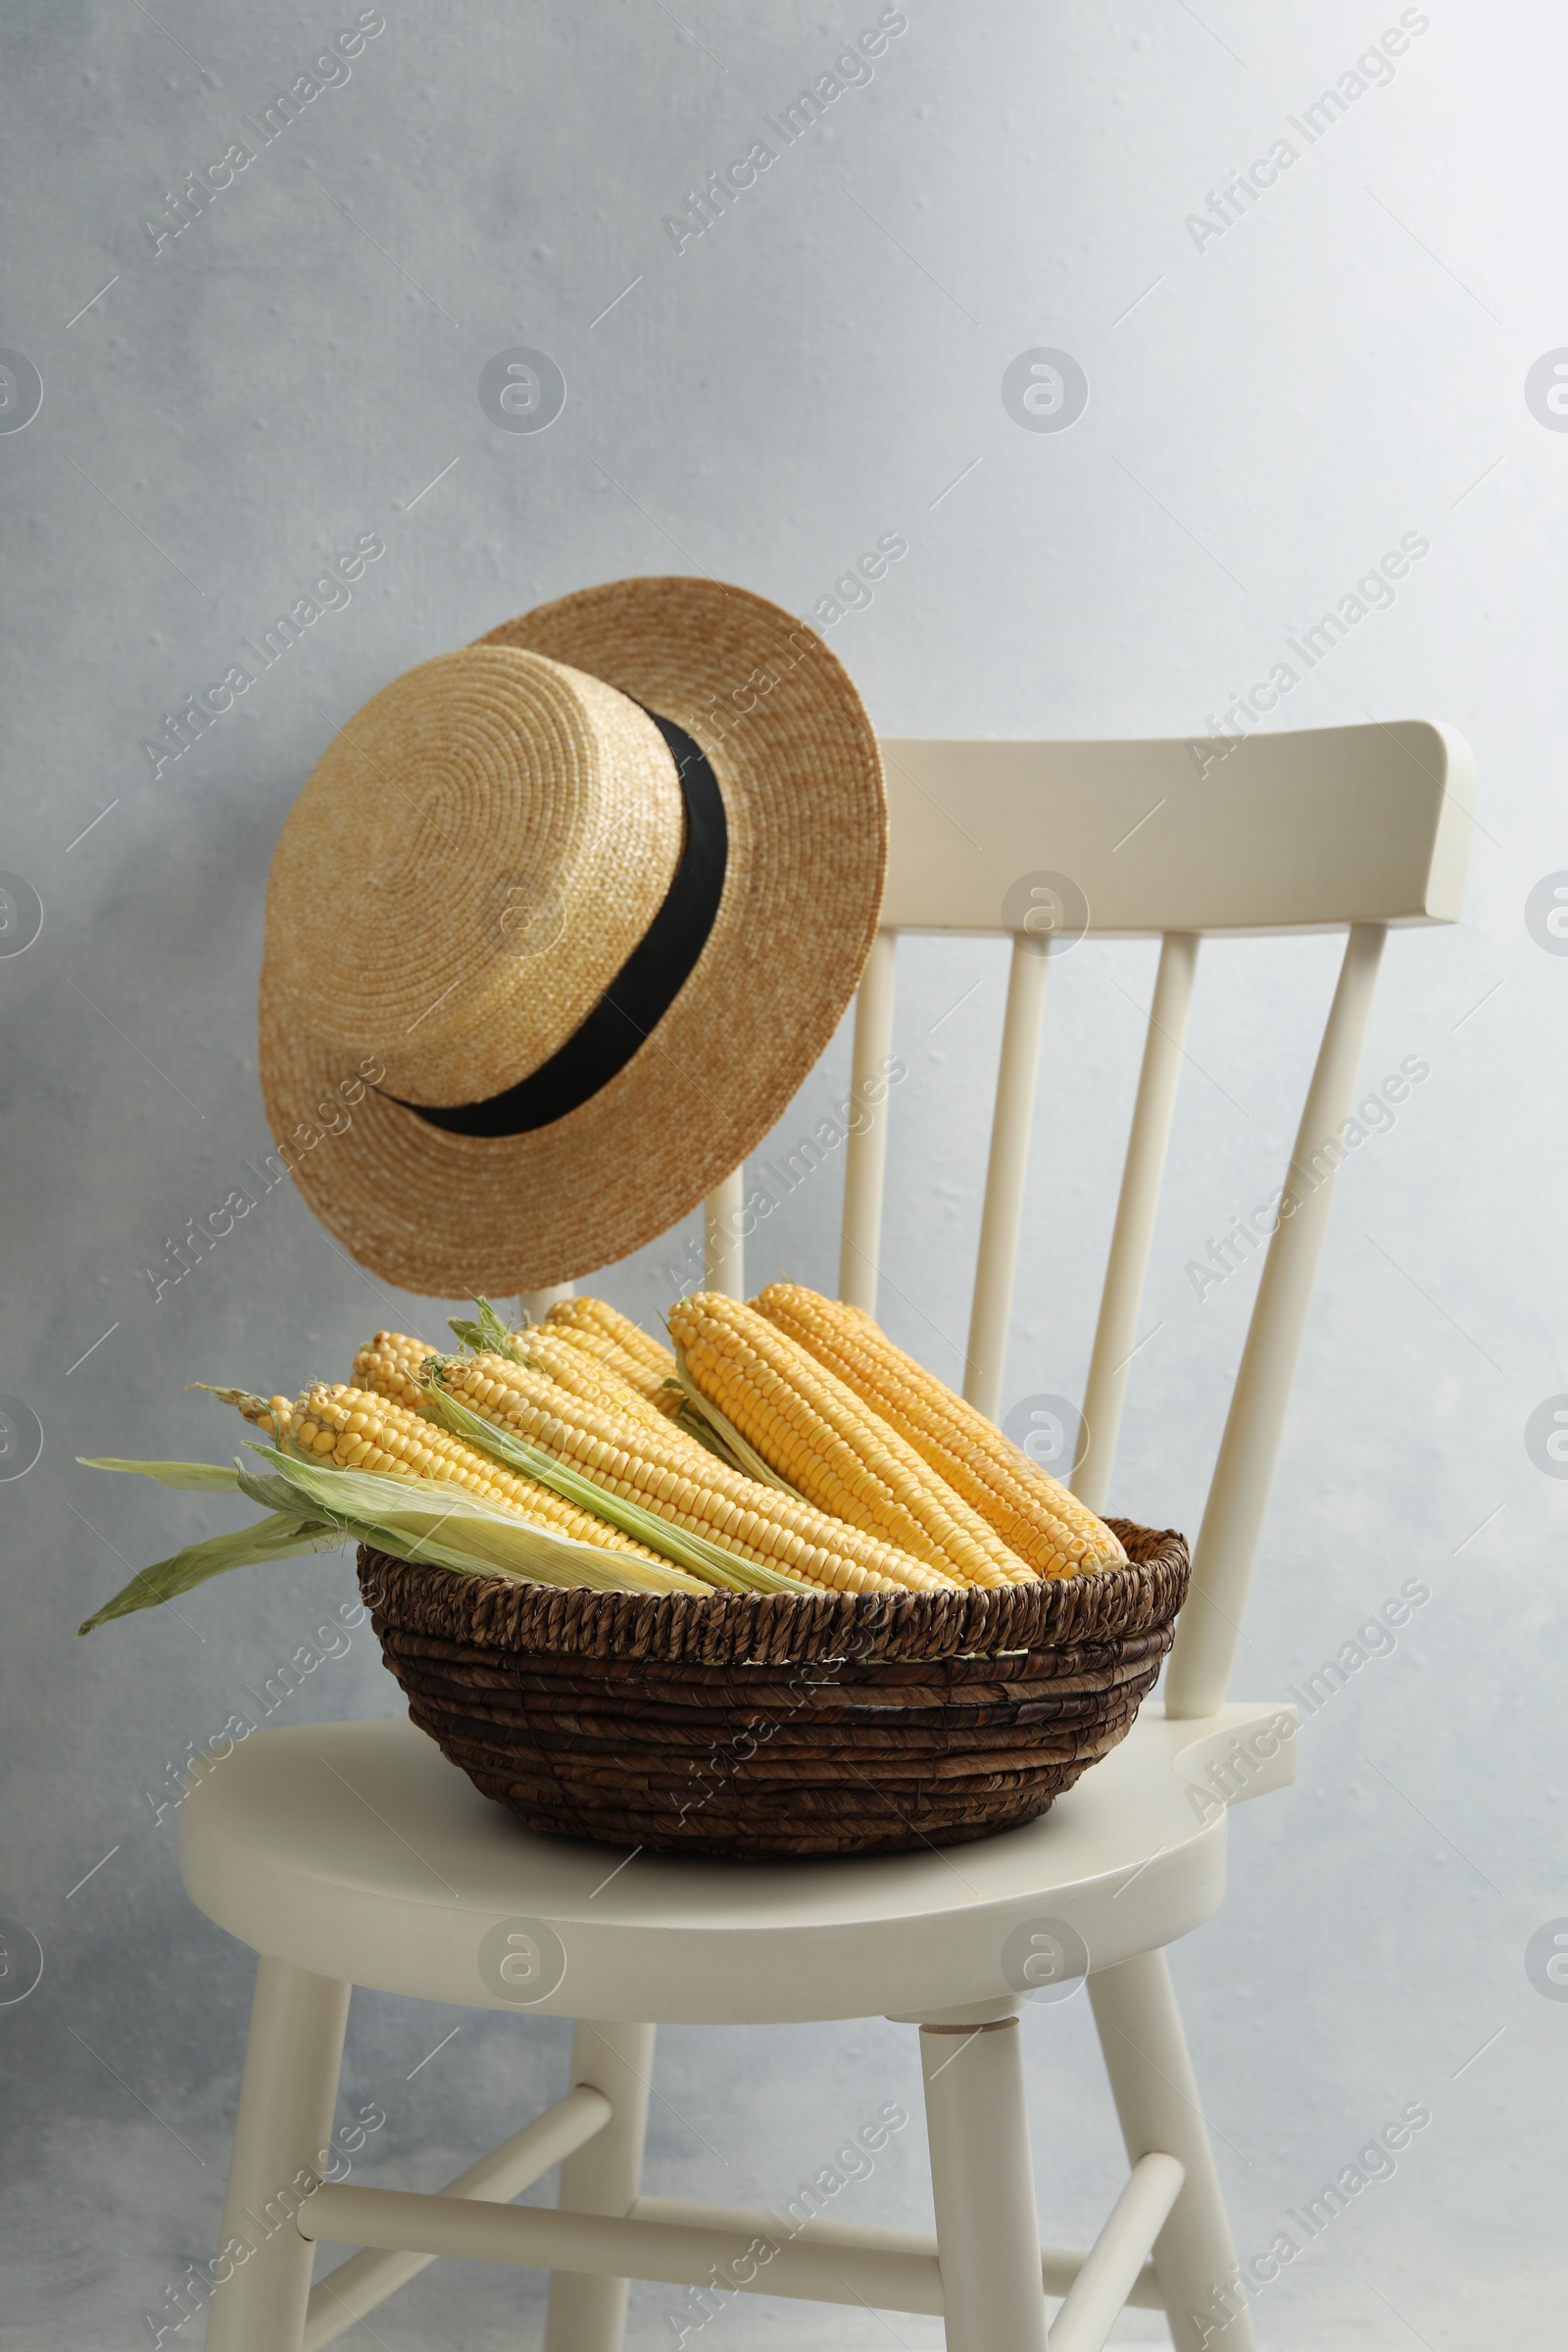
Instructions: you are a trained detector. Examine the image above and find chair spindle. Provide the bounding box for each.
[1165,921,1388,1717]
[839,927,900,1312]
[1074,933,1200,1515]
[964,930,1052,1418]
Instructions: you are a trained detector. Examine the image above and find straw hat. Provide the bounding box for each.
[258,577,887,1295]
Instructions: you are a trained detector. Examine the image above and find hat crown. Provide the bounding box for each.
[265,647,683,1105]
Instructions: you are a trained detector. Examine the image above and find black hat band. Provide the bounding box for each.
[390,711,728,1139]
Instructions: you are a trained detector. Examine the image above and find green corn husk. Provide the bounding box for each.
[646,1376,760,1478]
[77,1508,346,1633]
[447,1296,528,1363]
[81,1456,247,1492]
[668,1395,748,1470]
[74,1438,709,1636]
[242,1444,706,1594]
[422,1374,817,1597]
[76,1454,343,1635]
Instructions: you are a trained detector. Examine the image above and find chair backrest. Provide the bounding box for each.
[708,717,1474,1719]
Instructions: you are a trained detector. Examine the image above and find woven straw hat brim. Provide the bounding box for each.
[259,577,886,1295]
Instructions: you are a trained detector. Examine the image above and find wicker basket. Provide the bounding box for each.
[359,1518,1188,1859]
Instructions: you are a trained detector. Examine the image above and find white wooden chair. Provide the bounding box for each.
[182,717,1473,2352]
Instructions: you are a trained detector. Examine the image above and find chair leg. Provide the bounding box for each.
[1089,1948,1256,2352]
[206,1956,352,2352]
[920,2016,1048,2352]
[544,2020,656,2352]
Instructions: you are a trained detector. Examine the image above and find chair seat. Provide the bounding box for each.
[179,1700,1293,2025]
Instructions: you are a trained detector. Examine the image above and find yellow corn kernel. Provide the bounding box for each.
[668,1295,1034,1589]
[538,1316,684,1415]
[544,1296,675,1382]
[438,1352,955,1597]
[753,1282,1127,1579]
[519,1328,681,1434]
[244,1382,666,1561]
[352,1331,439,1414]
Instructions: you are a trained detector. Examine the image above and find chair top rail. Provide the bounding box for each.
[878,719,1473,937]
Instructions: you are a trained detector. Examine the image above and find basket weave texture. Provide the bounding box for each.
[359,1518,1189,1859]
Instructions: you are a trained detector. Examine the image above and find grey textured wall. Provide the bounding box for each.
[2,3,1562,2346]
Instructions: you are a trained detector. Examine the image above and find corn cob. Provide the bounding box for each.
[432,1352,956,1597]
[544,1296,674,1378]
[543,1298,683,1415]
[221,1381,668,1561]
[352,1331,439,1414]
[353,1324,667,1451]
[542,1322,684,1416]
[513,1327,678,1433]
[667,1295,1034,1590]
[753,1282,1127,1579]
[524,1333,760,1484]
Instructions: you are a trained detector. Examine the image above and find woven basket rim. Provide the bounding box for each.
[357,1517,1189,1669]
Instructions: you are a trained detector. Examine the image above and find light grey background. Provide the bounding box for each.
[2,2,1563,2345]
